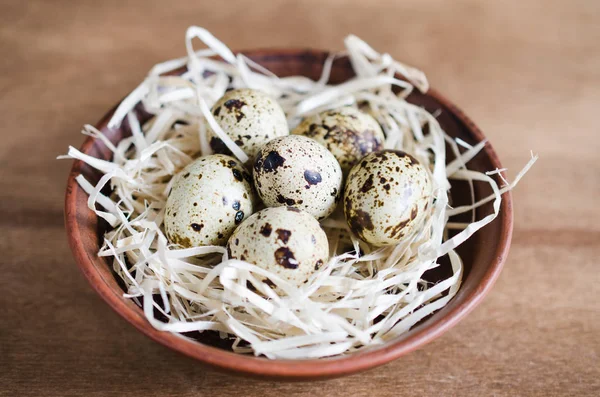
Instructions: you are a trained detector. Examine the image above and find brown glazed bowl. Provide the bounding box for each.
[65,49,512,380]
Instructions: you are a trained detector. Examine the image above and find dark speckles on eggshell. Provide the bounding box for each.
[274,247,298,269]
[360,174,374,193]
[190,223,203,232]
[275,229,292,244]
[224,99,246,122]
[259,151,286,173]
[169,233,191,248]
[375,151,389,159]
[387,150,419,166]
[410,206,419,221]
[232,168,244,181]
[378,149,419,166]
[234,211,244,224]
[224,99,245,110]
[259,223,272,237]
[348,209,374,236]
[303,169,322,186]
[344,196,353,213]
[385,219,409,239]
[314,259,324,271]
[276,194,297,206]
[306,123,319,137]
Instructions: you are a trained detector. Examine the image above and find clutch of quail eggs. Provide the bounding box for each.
[164,88,432,288]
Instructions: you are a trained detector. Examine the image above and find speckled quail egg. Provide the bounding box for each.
[207,88,289,159]
[164,154,256,247]
[253,135,343,220]
[343,150,432,247]
[227,206,329,288]
[292,106,385,174]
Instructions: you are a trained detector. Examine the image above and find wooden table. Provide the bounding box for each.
[2,1,598,395]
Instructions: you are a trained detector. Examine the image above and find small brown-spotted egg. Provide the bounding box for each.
[253,135,343,220]
[343,150,432,247]
[227,206,329,288]
[292,106,385,174]
[207,88,289,159]
[164,154,256,247]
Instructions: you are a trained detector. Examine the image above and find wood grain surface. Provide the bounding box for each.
[1,0,598,396]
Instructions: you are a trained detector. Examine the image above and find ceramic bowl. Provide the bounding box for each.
[65,49,512,380]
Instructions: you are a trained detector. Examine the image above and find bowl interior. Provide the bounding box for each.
[66,50,511,379]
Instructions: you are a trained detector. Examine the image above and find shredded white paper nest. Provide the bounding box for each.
[61,26,537,359]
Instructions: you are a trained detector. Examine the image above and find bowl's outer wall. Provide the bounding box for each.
[65,50,513,380]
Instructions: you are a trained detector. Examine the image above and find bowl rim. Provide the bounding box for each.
[64,48,513,380]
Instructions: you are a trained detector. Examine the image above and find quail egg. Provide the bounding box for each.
[164,154,256,247]
[292,106,385,174]
[227,206,329,288]
[253,135,343,220]
[343,150,432,247]
[207,88,289,159]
